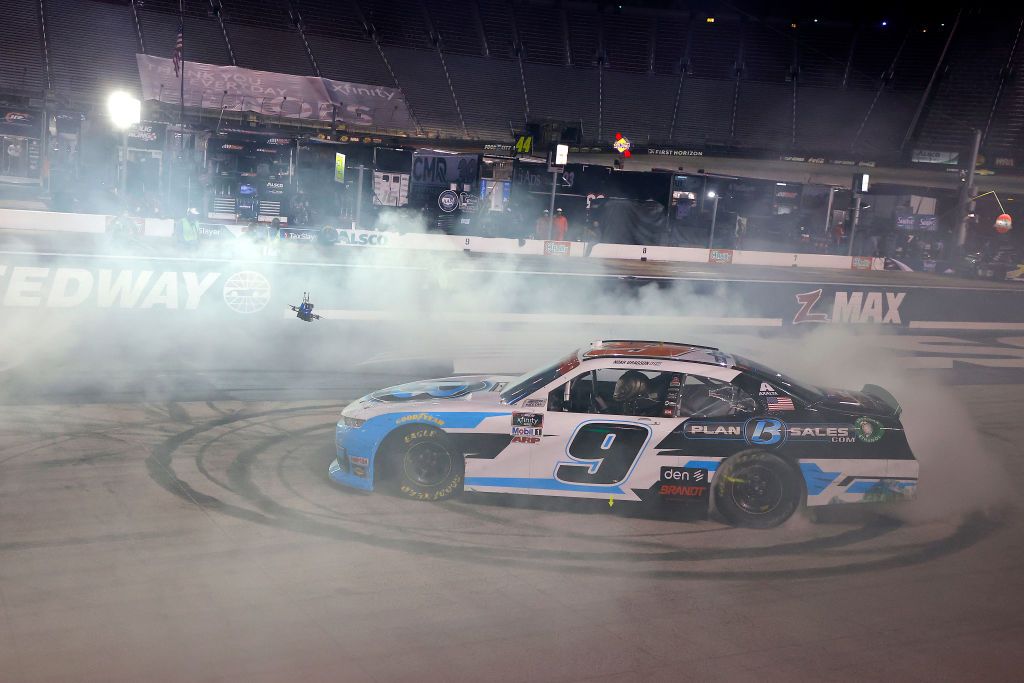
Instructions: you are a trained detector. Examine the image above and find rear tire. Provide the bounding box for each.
[712,451,802,529]
[388,427,464,501]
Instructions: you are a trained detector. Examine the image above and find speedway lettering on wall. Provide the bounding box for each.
[0,265,277,314]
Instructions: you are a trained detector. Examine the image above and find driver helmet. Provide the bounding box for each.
[613,370,650,402]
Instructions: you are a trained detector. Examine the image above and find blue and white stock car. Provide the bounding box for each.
[331,340,918,528]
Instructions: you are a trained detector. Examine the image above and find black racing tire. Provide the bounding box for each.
[387,427,464,501]
[712,451,803,529]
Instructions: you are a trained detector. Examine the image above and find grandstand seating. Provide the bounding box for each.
[476,0,516,60]
[918,13,1016,151]
[796,23,852,89]
[423,0,485,56]
[45,0,140,98]
[137,9,233,67]
[513,3,566,66]
[445,54,525,139]
[3,0,1024,163]
[742,22,793,83]
[604,11,652,73]
[652,15,688,76]
[985,20,1024,155]
[688,17,741,80]
[672,77,734,145]
[734,81,793,148]
[0,1,48,93]
[382,46,465,137]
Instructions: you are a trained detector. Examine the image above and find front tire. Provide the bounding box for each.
[390,427,464,501]
[712,451,803,529]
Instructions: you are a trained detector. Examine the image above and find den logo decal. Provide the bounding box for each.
[793,288,906,325]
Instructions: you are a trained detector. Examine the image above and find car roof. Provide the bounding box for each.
[581,340,735,368]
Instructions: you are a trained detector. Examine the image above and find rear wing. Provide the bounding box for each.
[862,384,902,418]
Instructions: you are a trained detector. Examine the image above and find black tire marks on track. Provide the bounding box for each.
[145,405,1004,580]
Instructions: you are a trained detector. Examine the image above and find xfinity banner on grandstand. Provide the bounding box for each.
[136,55,415,130]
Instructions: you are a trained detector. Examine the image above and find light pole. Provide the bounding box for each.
[106,91,141,203]
[707,190,720,249]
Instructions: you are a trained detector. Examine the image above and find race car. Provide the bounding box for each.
[330,340,918,528]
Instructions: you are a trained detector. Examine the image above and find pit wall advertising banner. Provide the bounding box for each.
[136,55,415,131]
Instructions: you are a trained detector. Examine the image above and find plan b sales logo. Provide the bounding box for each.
[793,289,906,325]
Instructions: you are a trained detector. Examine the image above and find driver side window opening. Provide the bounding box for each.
[546,369,674,417]
[547,369,758,418]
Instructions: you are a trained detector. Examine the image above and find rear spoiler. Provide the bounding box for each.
[862,384,901,418]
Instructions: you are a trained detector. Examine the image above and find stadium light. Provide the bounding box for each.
[706,191,720,248]
[107,91,141,130]
[107,91,141,202]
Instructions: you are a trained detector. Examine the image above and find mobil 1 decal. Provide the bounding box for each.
[555,421,651,486]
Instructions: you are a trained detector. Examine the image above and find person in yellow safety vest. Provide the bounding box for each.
[181,208,200,250]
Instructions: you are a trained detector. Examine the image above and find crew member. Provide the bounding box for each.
[553,208,568,241]
[535,209,551,240]
[180,208,199,250]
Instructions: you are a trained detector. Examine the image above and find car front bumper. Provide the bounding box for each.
[329,423,376,491]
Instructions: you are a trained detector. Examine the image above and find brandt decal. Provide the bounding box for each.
[793,288,906,325]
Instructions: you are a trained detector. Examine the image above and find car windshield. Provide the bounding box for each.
[499,351,581,404]
[734,355,824,404]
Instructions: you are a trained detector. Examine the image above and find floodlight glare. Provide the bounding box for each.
[107,91,141,130]
[707,191,717,198]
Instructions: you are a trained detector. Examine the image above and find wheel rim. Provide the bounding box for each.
[403,442,453,487]
[729,465,784,515]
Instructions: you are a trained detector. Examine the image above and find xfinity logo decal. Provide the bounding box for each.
[0,265,220,310]
[793,289,905,324]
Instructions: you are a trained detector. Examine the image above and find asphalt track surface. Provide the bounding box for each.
[1,386,1022,682]
[2,230,1024,681]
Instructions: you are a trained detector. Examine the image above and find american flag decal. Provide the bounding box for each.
[767,396,795,411]
[172,22,183,77]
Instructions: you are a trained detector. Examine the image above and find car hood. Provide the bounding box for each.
[344,375,516,416]
[810,386,900,418]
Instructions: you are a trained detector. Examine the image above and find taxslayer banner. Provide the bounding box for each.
[136,55,415,130]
